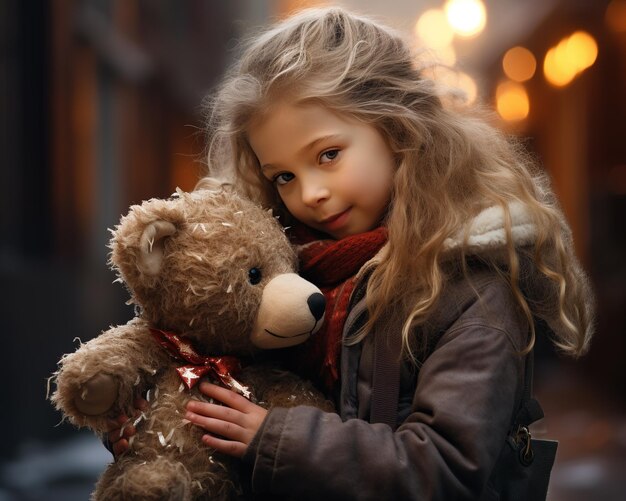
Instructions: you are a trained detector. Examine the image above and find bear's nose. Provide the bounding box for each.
[307,292,326,321]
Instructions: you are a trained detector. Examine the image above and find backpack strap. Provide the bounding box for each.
[369,306,404,427]
[514,349,544,429]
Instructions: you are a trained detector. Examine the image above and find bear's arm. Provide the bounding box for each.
[51,317,171,432]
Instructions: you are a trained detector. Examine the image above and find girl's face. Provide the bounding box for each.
[248,101,395,240]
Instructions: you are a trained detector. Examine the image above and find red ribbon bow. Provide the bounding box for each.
[150,328,253,400]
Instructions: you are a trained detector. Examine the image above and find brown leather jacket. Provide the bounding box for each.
[242,266,533,500]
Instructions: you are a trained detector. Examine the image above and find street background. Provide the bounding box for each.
[1,1,625,499]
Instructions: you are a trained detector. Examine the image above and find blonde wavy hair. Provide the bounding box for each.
[198,7,593,360]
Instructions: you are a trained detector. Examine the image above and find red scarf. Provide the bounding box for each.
[289,226,388,393]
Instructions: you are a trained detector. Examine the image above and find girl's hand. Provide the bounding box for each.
[185,382,268,458]
[105,396,148,457]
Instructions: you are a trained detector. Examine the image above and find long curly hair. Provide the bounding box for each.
[198,7,593,360]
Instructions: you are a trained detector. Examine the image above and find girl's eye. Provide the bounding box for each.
[320,149,340,163]
[273,172,295,186]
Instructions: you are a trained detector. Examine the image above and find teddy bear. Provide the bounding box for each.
[51,186,332,501]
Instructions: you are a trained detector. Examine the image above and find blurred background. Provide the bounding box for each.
[1,0,625,499]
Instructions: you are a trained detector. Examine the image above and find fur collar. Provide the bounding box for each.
[358,201,537,280]
[356,201,591,349]
[443,201,536,253]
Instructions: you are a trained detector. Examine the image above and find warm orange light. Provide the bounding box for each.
[606,0,626,33]
[415,9,454,48]
[502,46,537,82]
[444,0,487,38]
[544,47,573,87]
[543,31,598,87]
[567,31,598,71]
[496,81,529,121]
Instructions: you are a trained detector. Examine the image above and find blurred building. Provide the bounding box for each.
[1,0,625,499]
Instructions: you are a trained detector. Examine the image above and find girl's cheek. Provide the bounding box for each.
[278,193,298,215]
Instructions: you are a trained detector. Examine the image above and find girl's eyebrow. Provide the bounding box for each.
[299,134,344,156]
[260,134,344,172]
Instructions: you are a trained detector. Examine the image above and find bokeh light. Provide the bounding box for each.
[544,43,577,87]
[567,31,598,72]
[496,81,529,121]
[502,46,537,82]
[543,31,597,87]
[444,0,487,38]
[606,0,626,33]
[415,9,454,48]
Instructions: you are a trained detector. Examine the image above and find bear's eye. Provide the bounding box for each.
[248,267,262,285]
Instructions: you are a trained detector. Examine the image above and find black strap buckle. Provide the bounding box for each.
[515,425,535,466]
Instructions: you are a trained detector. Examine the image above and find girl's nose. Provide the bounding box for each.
[301,181,330,207]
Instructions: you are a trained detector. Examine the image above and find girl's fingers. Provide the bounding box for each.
[112,438,130,457]
[107,413,140,438]
[103,395,147,458]
[114,423,136,440]
[133,396,149,411]
[106,414,130,432]
[185,409,247,443]
[201,433,247,458]
[186,383,268,457]
[197,382,253,412]
[185,384,267,457]
[186,399,244,426]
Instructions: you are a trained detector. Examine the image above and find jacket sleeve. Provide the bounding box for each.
[242,282,527,501]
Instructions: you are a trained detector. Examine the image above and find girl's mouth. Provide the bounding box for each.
[321,208,351,231]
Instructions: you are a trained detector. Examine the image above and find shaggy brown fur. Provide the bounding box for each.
[51,187,332,501]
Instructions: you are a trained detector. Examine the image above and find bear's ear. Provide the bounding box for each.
[136,220,177,276]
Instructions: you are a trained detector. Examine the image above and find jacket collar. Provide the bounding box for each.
[442,201,536,253]
[356,201,536,281]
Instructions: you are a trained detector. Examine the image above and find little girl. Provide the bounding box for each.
[110,7,594,499]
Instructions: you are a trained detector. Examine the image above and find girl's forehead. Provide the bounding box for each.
[248,102,352,153]
[249,100,354,136]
